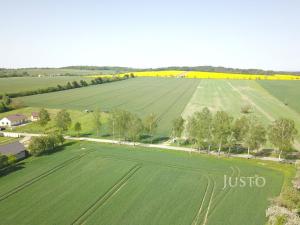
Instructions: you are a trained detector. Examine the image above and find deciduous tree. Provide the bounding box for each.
[38,108,51,127]
[144,113,158,143]
[243,117,267,156]
[269,118,298,160]
[74,122,82,137]
[55,109,72,132]
[212,111,233,156]
[171,116,185,145]
[93,109,102,137]
[128,114,144,145]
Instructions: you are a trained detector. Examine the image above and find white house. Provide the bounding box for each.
[0,114,27,127]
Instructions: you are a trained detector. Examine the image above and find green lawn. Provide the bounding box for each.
[18,77,200,136]
[0,76,91,94]
[0,107,109,137]
[0,136,19,145]
[0,141,288,225]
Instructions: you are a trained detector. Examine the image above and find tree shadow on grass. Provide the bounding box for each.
[283,151,300,160]
[253,149,273,157]
[79,132,93,137]
[229,145,248,154]
[41,141,77,156]
[140,135,169,144]
[0,162,26,177]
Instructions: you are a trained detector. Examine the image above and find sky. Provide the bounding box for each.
[0,0,299,71]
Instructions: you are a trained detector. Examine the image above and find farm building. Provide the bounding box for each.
[0,114,27,127]
[0,141,27,160]
[31,112,40,121]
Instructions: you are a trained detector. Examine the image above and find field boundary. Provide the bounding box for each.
[0,149,94,202]
[71,164,141,225]
[1,132,287,163]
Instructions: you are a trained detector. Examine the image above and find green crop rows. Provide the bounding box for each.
[0,142,285,225]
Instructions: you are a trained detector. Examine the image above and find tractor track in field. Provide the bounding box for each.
[181,80,202,116]
[37,81,134,105]
[134,80,186,112]
[192,167,236,225]
[70,164,141,225]
[0,149,95,202]
[84,82,162,109]
[191,175,211,225]
[227,81,275,121]
[156,80,198,123]
[201,177,216,225]
[208,166,241,218]
[97,153,227,175]
[58,83,151,108]
[103,81,171,110]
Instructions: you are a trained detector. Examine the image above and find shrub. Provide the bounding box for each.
[266,206,300,225]
[241,104,252,114]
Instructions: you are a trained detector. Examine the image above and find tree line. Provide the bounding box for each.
[0,70,30,78]
[0,93,12,113]
[173,107,298,159]
[60,66,300,76]
[33,108,159,148]
[28,108,70,156]
[30,107,298,159]
[0,75,133,100]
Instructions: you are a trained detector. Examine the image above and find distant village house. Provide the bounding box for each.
[0,114,27,127]
[31,112,40,121]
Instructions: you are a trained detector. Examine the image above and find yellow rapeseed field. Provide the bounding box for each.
[86,71,300,80]
[185,71,300,80]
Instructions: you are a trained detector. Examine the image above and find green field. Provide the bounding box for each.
[0,141,287,225]
[182,79,300,142]
[10,77,300,142]
[258,80,300,114]
[1,68,106,76]
[18,77,200,136]
[0,76,91,94]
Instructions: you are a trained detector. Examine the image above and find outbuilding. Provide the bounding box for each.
[0,142,27,160]
[31,112,40,121]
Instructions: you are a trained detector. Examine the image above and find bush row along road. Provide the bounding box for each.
[0,131,288,163]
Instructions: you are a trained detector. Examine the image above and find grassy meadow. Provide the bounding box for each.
[0,141,288,225]
[0,136,19,145]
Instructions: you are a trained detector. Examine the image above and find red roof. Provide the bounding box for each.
[5,114,27,122]
[31,112,39,117]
